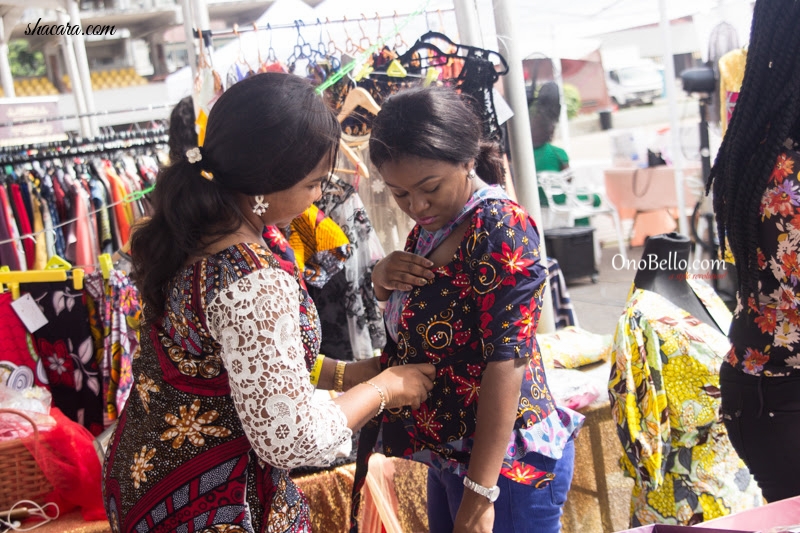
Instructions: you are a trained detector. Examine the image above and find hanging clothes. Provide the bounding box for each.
[22,280,104,436]
[309,175,387,360]
[0,291,46,389]
[286,204,351,288]
[608,280,763,526]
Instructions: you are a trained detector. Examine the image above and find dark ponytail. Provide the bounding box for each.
[369,86,505,185]
[132,73,341,317]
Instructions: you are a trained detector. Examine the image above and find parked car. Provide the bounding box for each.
[606,60,664,108]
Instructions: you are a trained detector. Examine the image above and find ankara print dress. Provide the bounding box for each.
[609,281,762,526]
[103,243,352,533]
[371,193,583,485]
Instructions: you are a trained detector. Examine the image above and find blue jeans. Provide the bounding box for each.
[426,439,575,533]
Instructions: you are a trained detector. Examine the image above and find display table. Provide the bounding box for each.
[561,361,633,533]
[694,494,800,531]
[603,167,701,246]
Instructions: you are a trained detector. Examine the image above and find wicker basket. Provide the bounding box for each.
[0,408,54,510]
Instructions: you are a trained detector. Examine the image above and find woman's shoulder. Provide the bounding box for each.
[473,196,537,233]
[190,243,288,305]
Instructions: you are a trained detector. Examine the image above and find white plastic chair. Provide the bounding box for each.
[538,169,628,261]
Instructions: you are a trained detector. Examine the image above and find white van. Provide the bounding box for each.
[606,60,664,108]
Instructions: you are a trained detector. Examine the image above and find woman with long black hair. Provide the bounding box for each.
[707,0,800,503]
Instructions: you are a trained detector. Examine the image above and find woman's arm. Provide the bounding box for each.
[454,358,526,532]
[315,356,381,391]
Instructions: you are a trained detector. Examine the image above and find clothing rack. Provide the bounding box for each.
[195,8,455,39]
[0,128,168,165]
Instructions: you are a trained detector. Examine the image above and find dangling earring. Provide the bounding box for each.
[468,168,477,180]
[252,195,269,216]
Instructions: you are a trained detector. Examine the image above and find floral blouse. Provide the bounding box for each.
[609,280,762,526]
[376,198,583,486]
[728,146,800,377]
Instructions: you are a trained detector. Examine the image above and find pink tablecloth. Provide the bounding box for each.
[694,495,800,532]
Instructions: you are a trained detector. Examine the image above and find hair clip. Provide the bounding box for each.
[186,147,202,164]
[200,170,214,181]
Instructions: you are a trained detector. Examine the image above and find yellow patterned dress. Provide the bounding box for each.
[608,279,762,527]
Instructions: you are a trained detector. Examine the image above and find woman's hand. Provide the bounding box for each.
[372,251,435,299]
[453,492,495,533]
[369,363,436,410]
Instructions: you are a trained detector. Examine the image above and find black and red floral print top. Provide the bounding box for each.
[729,146,800,376]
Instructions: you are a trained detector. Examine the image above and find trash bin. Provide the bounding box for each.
[599,109,613,130]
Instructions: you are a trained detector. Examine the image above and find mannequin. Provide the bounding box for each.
[633,232,721,333]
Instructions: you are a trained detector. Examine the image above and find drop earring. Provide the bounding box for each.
[252,195,269,216]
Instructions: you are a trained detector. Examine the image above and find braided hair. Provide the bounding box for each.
[707,0,800,303]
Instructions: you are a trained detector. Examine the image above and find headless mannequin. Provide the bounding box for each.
[633,232,722,333]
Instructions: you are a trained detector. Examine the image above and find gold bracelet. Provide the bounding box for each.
[364,381,386,417]
[333,360,347,393]
[309,354,325,387]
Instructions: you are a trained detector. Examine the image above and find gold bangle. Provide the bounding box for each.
[309,354,325,387]
[333,360,347,393]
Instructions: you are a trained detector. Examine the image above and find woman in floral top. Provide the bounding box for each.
[353,87,582,533]
[706,0,800,503]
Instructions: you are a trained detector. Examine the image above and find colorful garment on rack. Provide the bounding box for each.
[85,270,142,424]
[287,205,350,288]
[22,280,104,436]
[0,292,46,389]
[608,280,762,526]
[309,175,386,360]
[104,243,349,533]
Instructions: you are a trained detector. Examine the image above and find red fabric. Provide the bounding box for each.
[0,292,46,388]
[10,183,35,269]
[22,407,106,521]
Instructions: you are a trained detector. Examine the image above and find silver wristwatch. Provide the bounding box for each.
[463,475,500,503]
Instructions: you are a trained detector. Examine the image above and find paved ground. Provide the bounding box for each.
[559,244,642,336]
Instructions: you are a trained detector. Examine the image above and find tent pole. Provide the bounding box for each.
[58,10,91,137]
[453,0,483,47]
[494,0,555,334]
[659,0,688,236]
[66,0,98,137]
[0,17,15,98]
[180,0,198,79]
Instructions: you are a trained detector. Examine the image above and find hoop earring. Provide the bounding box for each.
[252,195,269,216]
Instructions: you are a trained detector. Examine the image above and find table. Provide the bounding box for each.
[603,167,701,246]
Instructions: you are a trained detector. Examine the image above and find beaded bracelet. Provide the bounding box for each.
[364,381,386,417]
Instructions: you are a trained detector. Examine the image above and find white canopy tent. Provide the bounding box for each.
[167,0,754,331]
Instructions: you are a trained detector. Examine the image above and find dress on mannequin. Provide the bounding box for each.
[608,232,762,526]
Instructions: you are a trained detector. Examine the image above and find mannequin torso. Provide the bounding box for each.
[633,233,721,333]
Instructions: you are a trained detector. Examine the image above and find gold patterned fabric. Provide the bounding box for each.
[608,281,762,527]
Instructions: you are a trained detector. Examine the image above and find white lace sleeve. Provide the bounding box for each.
[206,267,352,469]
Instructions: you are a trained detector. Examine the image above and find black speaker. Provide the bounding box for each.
[681,67,716,94]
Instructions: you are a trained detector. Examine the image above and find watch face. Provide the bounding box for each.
[488,486,500,503]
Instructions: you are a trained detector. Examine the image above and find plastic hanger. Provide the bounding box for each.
[99,253,113,280]
[386,60,407,78]
[45,255,72,270]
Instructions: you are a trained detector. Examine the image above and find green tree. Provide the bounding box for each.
[9,40,45,78]
[563,83,581,119]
